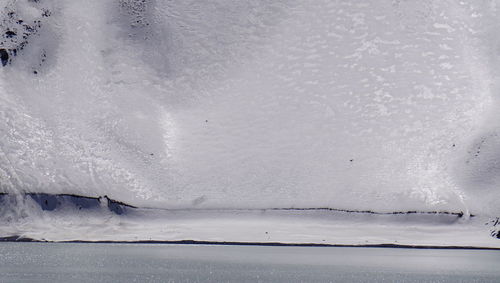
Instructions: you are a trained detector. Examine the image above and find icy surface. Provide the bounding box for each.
[2,243,500,282]
[2,208,500,248]
[1,0,500,218]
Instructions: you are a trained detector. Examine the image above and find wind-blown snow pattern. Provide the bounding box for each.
[1,0,500,245]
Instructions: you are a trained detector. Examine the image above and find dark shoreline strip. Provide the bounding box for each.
[0,236,498,250]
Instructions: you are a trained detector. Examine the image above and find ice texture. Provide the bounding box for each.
[1,0,500,216]
[2,244,500,282]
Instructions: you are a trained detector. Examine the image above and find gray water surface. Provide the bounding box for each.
[0,243,499,282]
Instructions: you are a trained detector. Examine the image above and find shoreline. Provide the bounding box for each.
[1,236,499,250]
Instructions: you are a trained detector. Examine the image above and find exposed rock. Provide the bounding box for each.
[0,193,135,215]
[0,1,52,67]
[0,49,8,66]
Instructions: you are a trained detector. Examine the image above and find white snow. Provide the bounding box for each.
[2,204,499,248]
[1,0,500,244]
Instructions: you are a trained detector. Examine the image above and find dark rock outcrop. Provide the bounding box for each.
[0,192,135,215]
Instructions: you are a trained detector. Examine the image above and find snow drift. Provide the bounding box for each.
[1,0,500,244]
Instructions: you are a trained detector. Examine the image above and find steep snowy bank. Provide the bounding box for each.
[1,0,500,243]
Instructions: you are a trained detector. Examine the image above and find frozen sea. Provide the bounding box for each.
[1,243,499,282]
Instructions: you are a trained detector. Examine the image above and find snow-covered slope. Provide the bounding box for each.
[1,0,500,244]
